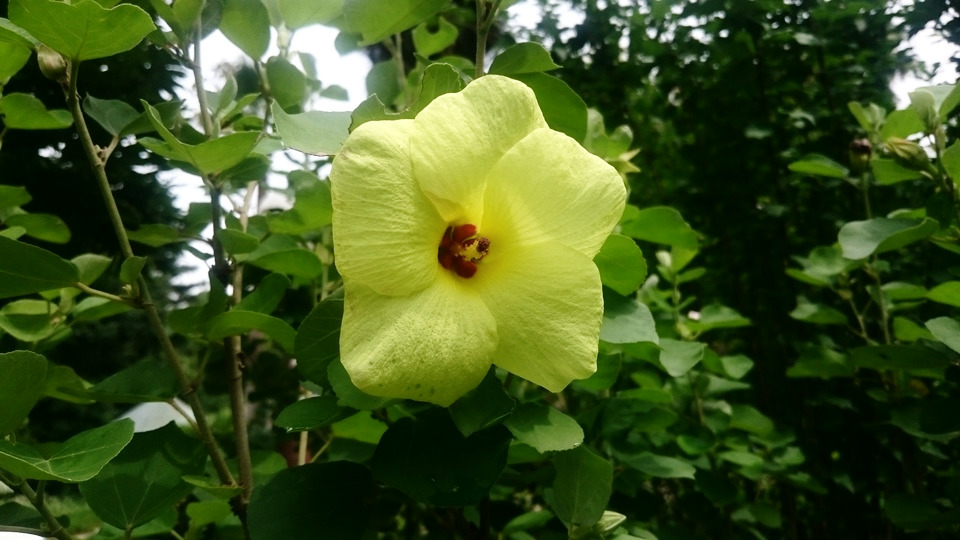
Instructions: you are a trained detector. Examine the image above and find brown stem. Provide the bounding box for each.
[64,60,236,488]
[191,13,255,510]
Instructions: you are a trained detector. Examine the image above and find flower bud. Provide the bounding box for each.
[885,137,931,171]
[848,138,871,173]
[37,45,68,84]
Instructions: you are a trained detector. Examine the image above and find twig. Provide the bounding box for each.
[63,60,236,488]
[20,481,74,540]
[474,0,503,78]
[73,281,136,306]
[192,22,254,507]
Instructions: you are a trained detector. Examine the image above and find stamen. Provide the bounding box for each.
[437,223,490,278]
[453,224,477,243]
[454,259,477,278]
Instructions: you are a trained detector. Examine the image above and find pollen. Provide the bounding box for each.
[437,224,490,278]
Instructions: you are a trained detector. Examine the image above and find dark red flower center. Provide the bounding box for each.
[437,224,490,278]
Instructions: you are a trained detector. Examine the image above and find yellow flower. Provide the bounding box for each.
[330,75,626,406]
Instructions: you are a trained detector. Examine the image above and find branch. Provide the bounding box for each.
[192,25,255,510]
[73,281,136,306]
[20,481,74,540]
[63,60,236,489]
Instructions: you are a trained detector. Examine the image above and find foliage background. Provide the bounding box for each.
[1,0,960,539]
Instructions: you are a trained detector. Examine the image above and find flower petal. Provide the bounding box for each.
[474,241,603,391]
[481,128,626,258]
[411,75,548,222]
[340,272,498,406]
[331,119,447,296]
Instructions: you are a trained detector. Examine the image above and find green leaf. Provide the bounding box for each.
[248,461,375,539]
[206,310,296,352]
[0,93,72,130]
[551,446,613,528]
[788,154,848,178]
[503,403,584,453]
[850,345,951,378]
[247,236,324,278]
[71,253,112,285]
[0,351,47,436]
[126,223,183,247]
[0,41,30,84]
[272,103,351,156]
[186,499,232,529]
[411,18,458,57]
[594,234,646,295]
[220,0,270,59]
[490,42,561,75]
[0,18,38,49]
[139,101,261,175]
[343,0,448,45]
[236,273,290,314]
[600,292,658,344]
[275,395,347,432]
[620,205,698,249]
[371,409,511,506]
[718,451,764,468]
[83,95,139,137]
[295,288,344,385]
[848,101,884,133]
[449,369,515,437]
[0,299,60,342]
[789,299,848,325]
[880,108,925,139]
[119,256,146,286]
[0,185,31,210]
[276,0,342,28]
[119,99,183,137]
[10,0,155,61]
[0,236,79,298]
[331,411,387,444]
[266,177,333,234]
[894,317,935,343]
[657,338,704,377]
[574,352,621,392]
[327,359,391,410]
[934,83,960,118]
[80,423,206,529]
[43,363,92,404]
[219,229,260,255]
[928,281,960,307]
[73,296,131,322]
[687,304,751,333]
[85,361,179,403]
[182,475,244,499]
[871,158,923,185]
[941,140,960,182]
[925,317,960,354]
[787,344,854,379]
[266,57,309,111]
[0,419,134,482]
[5,213,70,243]
[510,72,587,142]
[838,218,938,260]
[729,404,775,435]
[350,62,464,129]
[502,510,555,535]
[623,452,695,479]
[720,354,754,380]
